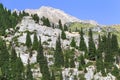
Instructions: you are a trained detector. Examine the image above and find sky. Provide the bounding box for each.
[0,0,120,25]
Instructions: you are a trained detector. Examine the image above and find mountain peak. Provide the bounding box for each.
[25,6,98,25]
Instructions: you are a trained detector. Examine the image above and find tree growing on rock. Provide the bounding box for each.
[88,29,96,60]
[61,29,66,40]
[26,31,32,48]
[32,32,39,50]
[70,37,76,48]
[37,37,51,80]
[79,28,87,54]
[54,35,64,67]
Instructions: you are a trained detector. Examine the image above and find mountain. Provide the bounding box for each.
[24,6,98,25]
[1,4,119,80]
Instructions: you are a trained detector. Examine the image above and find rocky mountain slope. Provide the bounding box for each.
[1,4,120,80]
[24,6,98,25]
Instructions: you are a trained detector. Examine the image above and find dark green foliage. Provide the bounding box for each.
[111,66,120,78]
[104,33,114,64]
[46,18,51,27]
[78,55,85,70]
[0,39,25,80]
[32,32,39,50]
[64,24,68,31]
[96,36,104,72]
[69,50,75,68]
[61,29,66,40]
[37,37,51,80]
[0,3,29,35]
[54,35,64,68]
[41,16,51,27]
[14,56,24,80]
[26,59,33,80]
[31,14,39,23]
[101,35,107,53]
[111,34,119,53]
[64,53,69,68]
[37,37,44,71]
[88,29,96,60]
[79,28,87,53]
[10,47,18,80]
[69,56,75,68]
[70,37,76,48]
[96,33,119,74]
[97,35,103,59]
[58,20,63,30]
[0,38,10,79]
[22,11,29,16]
[96,58,104,72]
[26,31,32,48]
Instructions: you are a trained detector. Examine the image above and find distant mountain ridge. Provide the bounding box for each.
[23,6,98,25]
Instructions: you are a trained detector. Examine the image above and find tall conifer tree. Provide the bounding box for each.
[54,35,64,67]
[58,20,63,30]
[26,31,32,48]
[32,32,39,50]
[61,29,66,40]
[70,37,76,48]
[37,37,51,80]
[79,28,87,53]
[88,29,96,60]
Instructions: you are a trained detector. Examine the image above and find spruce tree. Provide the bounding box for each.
[79,55,85,66]
[54,35,64,67]
[64,24,68,31]
[102,35,107,52]
[26,59,33,80]
[70,37,76,48]
[32,32,39,50]
[37,37,44,73]
[46,18,51,27]
[37,37,51,80]
[61,29,66,40]
[104,33,115,71]
[96,57,103,72]
[79,28,87,53]
[26,31,32,48]
[64,53,69,68]
[58,20,63,30]
[88,29,96,60]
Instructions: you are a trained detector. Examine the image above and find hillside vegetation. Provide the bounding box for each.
[0,3,120,80]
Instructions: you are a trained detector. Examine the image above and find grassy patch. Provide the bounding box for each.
[68,22,96,32]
